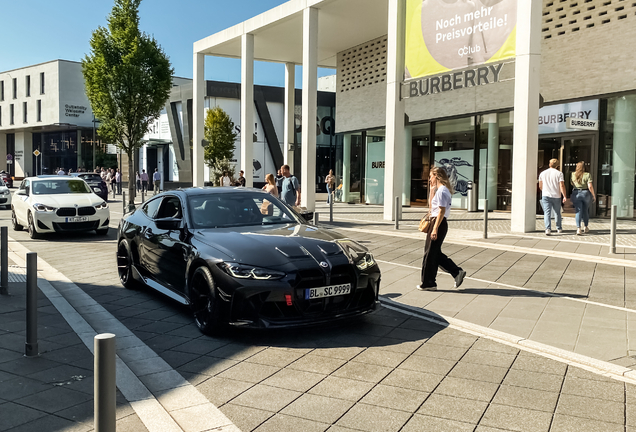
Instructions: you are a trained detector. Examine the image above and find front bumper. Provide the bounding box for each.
[33,208,110,233]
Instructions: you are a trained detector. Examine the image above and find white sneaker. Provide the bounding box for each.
[557,229,562,234]
[545,229,551,236]
[576,228,582,235]
[584,226,590,233]
[416,284,437,291]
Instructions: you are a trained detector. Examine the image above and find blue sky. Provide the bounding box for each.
[0,0,333,87]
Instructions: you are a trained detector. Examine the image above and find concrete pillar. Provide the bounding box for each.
[403,126,412,206]
[284,63,295,172]
[611,95,636,218]
[511,0,542,233]
[192,53,205,187]
[485,114,499,211]
[15,132,33,178]
[342,134,351,203]
[383,0,406,221]
[0,133,7,172]
[241,34,255,188]
[301,7,318,210]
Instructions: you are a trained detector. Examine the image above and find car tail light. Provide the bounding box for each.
[285,294,293,306]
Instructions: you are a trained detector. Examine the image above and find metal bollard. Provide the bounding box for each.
[1,226,7,295]
[610,204,617,254]
[25,252,38,357]
[141,190,145,203]
[314,212,319,225]
[483,199,489,239]
[122,191,126,214]
[94,333,116,432]
[112,185,116,199]
[394,196,401,230]
[329,193,334,222]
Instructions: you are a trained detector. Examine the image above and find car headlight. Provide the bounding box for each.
[95,201,109,210]
[219,263,285,280]
[355,253,376,271]
[2,190,9,195]
[33,203,56,212]
[93,187,102,194]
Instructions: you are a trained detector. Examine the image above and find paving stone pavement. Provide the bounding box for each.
[3,201,636,431]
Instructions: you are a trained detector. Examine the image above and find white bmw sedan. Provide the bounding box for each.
[12,176,110,239]
[0,179,12,209]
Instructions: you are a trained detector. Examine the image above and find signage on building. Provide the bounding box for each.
[106,144,118,155]
[64,104,88,118]
[567,117,598,131]
[14,150,23,161]
[538,100,599,134]
[404,0,517,79]
[404,63,504,98]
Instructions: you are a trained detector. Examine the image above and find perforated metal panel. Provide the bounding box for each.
[542,0,636,39]
[337,36,387,93]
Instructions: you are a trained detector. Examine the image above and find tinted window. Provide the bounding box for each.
[156,196,182,219]
[80,174,102,182]
[32,179,91,195]
[188,192,299,229]
[141,198,162,219]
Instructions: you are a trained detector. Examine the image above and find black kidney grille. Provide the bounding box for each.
[56,208,76,217]
[78,206,96,216]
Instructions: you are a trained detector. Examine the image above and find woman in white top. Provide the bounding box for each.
[418,166,466,291]
[262,173,279,198]
[220,171,232,187]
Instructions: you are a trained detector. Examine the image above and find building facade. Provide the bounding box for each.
[195,0,636,231]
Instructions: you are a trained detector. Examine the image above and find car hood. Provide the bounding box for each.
[193,223,369,267]
[30,194,104,207]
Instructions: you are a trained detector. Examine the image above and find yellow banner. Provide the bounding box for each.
[405,0,517,80]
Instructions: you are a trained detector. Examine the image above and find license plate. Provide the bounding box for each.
[305,283,351,300]
[65,217,89,223]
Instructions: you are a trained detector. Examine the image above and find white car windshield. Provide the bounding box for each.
[32,179,91,195]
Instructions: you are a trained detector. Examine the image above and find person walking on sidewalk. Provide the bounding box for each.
[115,168,122,195]
[418,166,466,291]
[152,168,161,194]
[325,169,335,204]
[280,164,300,207]
[570,161,596,235]
[140,169,149,192]
[538,158,567,235]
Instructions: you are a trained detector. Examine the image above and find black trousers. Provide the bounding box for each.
[421,217,462,287]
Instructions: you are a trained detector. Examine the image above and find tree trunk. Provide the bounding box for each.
[128,148,136,206]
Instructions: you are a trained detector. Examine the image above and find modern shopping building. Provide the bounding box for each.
[193,0,636,232]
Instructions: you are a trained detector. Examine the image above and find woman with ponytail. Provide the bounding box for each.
[570,161,595,235]
[418,166,466,291]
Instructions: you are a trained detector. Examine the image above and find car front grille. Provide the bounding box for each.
[56,208,76,217]
[52,221,99,232]
[78,206,96,216]
[0,198,6,204]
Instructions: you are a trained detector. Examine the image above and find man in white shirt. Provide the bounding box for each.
[538,158,567,235]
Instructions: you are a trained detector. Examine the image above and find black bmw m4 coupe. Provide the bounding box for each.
[116,187,381,334]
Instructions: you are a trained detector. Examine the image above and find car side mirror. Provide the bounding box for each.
[156,217,181,231]
[15,189,26,196]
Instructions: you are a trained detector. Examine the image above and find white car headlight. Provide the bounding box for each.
[219,263,285,280]
[93,187,102,194]
[355,253,376,271]
[95,201,109,210]
[33,203,56,212]
[1,190,9,195]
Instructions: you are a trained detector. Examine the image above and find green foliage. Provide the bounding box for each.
[210,158,236,187]
[82,0,173,204]
[203,106,238,168]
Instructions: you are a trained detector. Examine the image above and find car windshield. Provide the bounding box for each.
[188,192,300,229]
[79,174,102,182]
[32,179,91,195]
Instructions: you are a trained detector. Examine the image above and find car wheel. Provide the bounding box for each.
[96,227,109,235]
[27,213,41,239]
[11,209,23,231]
[190,266,223,335]
[117,241,139,289]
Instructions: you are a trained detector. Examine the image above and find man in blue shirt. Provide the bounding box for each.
[152,168,161,194]
[280,164,300,207]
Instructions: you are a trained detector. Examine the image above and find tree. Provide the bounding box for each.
[203,106,238,169]
[82,0,173,206]
[209,158,236,187]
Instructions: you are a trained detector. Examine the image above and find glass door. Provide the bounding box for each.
[562,136,595,216]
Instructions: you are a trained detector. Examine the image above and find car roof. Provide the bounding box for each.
[29,176,87,181]
[176,187,268,197]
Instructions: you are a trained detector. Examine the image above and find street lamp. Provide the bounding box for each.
[92,115,100,170]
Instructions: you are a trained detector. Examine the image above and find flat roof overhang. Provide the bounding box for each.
[194,0,389,68]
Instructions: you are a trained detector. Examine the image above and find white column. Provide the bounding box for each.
[15,132,33,178]
[511,0,542,233]
[485,114,499,211]
[284,63,295,172]
[301,7,318,210]
[342,134,351,203]
[383,0,406,221]
[192,52,205,187]
[611,95,636,218]
[241,34,255,188]
[402,126,412,206]
[0,133,6,172]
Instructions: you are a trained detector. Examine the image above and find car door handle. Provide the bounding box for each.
[143,228,153,239]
